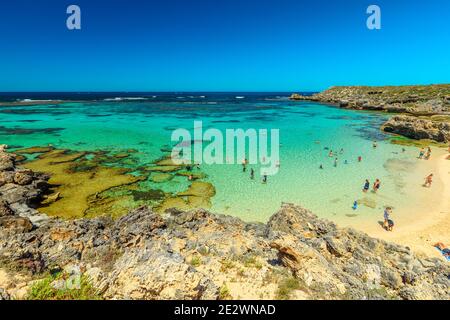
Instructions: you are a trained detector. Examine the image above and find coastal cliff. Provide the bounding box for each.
[0,148,449,300]
[290,85,450,143]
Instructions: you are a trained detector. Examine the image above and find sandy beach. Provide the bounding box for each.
[350,148,450,258]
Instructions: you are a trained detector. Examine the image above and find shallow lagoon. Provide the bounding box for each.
[0,94,423,223]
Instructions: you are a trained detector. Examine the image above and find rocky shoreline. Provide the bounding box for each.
[291,85,450,143]
[0,147,449,300]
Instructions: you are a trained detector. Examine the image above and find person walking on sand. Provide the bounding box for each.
[373,179,381,193]
[424,173,433,187]
[383,207,394,231]
[363,179,370,193]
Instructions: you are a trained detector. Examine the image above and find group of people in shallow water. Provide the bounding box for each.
[418,147,432,160]
[335,140,429,233]
[362,178,381,193]
[242,158,268,184]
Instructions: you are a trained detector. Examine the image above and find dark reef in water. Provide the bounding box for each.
[0,126,65,136]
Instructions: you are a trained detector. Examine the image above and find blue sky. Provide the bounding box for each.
[0,0,449,92]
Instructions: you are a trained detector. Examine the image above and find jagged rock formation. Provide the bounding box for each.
[293,85,450,114]
[0,146,50,226]
[0,147,449,300]
[382,115,450,143]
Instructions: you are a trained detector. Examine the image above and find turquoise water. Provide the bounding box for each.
[0,95,421,223]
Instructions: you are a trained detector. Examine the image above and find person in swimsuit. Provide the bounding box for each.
[242,158,247,172]
[358,156,362,162]
[434,243,450,258]
[363,179,370,193]
[250,168,255,180]
[373,179,381,193]
[383,207,393,231]
[424,174,433,187]
[419,148,425,159]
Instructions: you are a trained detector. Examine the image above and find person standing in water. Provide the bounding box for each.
[250,168,255,180]
[424,173,433,187]
[373,179,381,193]
[363,179,370,193]
[418,148,425,159]
[334,158,338,167]
[358,156,362,162]
[425,147,432,160]
[373,141,378,148]
[242,158,247,172]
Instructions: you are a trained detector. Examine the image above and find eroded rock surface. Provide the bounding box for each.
[382,115,450,143]
[0,146,449,300]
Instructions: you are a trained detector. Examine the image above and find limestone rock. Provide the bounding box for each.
[0,216,33,233]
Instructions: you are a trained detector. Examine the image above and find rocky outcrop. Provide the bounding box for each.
[382,115,450,143]
[299,85,450,115]
[0,146,50,225]
[291,85,450,143]
[289,93,310,101]
[0,147,449,300]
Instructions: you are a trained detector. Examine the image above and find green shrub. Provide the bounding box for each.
[27,273,102,300]
[276,277,300,300]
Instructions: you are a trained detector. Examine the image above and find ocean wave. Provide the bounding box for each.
[18,99,55,102]
[103,97,148,101]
